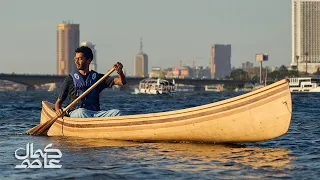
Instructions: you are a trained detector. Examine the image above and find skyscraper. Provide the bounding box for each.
[209,44,231,79]
[292,0,320,73]
[80,41,97,71]
[134,37,148,77]
[57,21,80,75]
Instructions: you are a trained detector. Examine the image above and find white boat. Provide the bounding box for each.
[289,76,320,92]
[134,78,176,94]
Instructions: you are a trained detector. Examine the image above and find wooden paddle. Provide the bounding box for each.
[26,68,116,136]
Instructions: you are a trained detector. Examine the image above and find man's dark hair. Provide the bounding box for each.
[75,46,93,61]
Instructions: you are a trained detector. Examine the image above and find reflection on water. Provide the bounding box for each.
[135,143,293,170]
[50,137,294,176]
[49,137,139,149]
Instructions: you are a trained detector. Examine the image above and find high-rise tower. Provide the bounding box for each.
[291,0,320,73]
[57,21,80,75]
[209,44,231,79]
[134,37,148,77]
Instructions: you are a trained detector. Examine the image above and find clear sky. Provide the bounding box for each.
[0,0,291,75]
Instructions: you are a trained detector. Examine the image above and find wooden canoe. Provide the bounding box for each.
[39,79,292,143]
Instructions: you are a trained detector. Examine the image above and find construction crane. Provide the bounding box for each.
[178,59,196,69]
[178,57,206,68]
[177,59,197,79]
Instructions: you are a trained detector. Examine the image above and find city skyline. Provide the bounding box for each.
[0,0,291,75]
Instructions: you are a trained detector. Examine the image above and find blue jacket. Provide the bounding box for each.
[70,70,100,111]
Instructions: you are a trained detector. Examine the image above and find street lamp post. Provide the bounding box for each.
[260,61,262,84]
[305,52,308,75]
[296,55,299,76]
[255,53,268,84]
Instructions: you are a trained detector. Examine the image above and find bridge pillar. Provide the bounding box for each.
[26,85,35,91]
[194,86,205,91]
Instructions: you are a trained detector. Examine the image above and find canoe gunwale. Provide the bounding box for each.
[44,89,290,129]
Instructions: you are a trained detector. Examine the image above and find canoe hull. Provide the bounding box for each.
[40,79,292,143]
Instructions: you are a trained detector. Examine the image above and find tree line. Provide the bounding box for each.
[229,65,320,82]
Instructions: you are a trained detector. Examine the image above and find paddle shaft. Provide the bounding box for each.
[28,68,116,135]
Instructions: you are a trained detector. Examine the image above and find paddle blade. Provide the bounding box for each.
[26,116,59,136]
[26,124,43,135]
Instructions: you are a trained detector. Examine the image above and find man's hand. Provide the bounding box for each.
[113,62,123,74]
[55,98,64,117]
[55,108,64,117]
[113,62,126,85]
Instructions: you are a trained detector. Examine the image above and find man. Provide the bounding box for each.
[55,46,126,118]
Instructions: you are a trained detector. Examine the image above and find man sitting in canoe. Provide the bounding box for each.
[55,46,126,118]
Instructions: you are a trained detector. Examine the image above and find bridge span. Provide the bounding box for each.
[0,73,257,91]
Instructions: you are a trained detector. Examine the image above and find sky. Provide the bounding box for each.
[0,0,291,75]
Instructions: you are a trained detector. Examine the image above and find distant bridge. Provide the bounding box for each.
[0,73,258,91]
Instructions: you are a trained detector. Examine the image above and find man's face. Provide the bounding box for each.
[74,52,90,70]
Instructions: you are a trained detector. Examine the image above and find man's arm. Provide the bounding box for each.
[55,76,71,116]
[55,98,63,117]
[113,62,126,85]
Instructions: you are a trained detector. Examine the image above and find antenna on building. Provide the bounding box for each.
[140,36,143,54]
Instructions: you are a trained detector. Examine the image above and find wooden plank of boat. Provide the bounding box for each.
[38,79,292,143]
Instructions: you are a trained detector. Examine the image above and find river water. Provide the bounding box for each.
[0,90,319,179]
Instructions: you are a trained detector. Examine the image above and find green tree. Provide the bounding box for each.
[268,71,280,80]
[278,65,288,78]
[287,70,299,77]
[251,74,259,82]
[230,69,248,80]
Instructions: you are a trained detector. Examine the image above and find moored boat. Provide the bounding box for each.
[289,76,320,92]
[37,79,292,143]
[134,78,176,95]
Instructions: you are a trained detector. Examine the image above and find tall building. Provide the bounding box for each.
[134,37,148,77]
[180,66,193,78]
[209,44,231,79]
[57,21,80,75]
[80,42,97,71]
[292,0,320,73]
[194,66,211,79]
[242,61,254,69]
